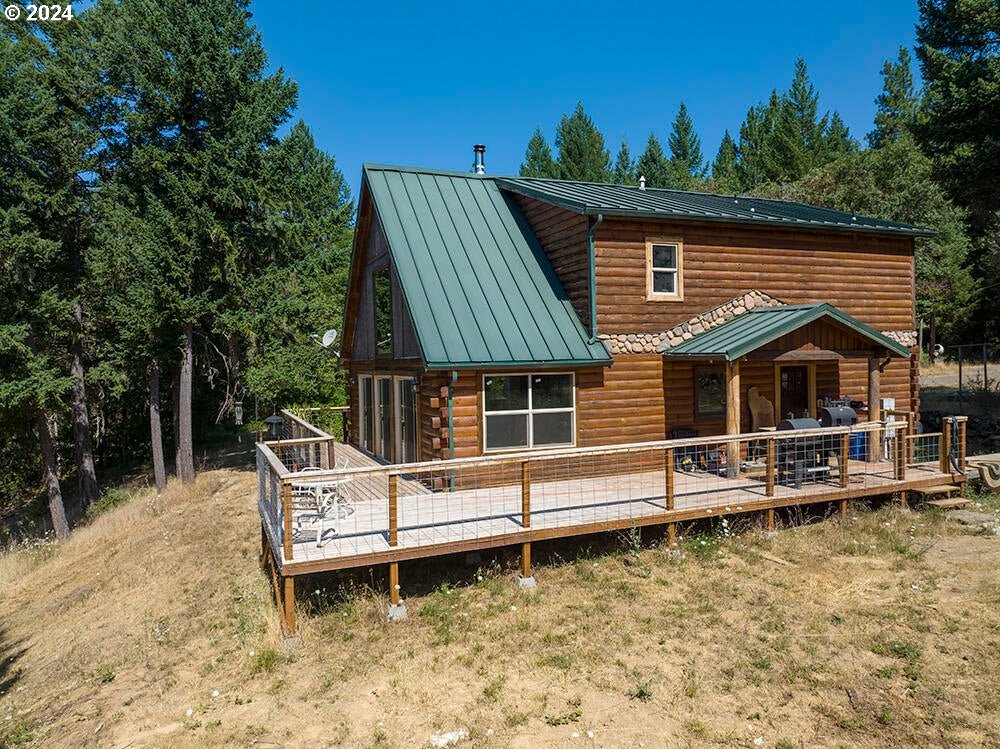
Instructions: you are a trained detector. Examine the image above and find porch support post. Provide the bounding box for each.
[725,359,741,478]
[868,356,882,461]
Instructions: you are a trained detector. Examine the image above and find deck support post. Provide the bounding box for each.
[838,498,848,518]
[665,448,677,548]
[388,474,398,547]
[765,507,775,533]
[387,561,407,621]
[282,482,293,562]
[725,359,741,478]
[280,575,297,638]
[518,542,536,588]
[868,356,882,461]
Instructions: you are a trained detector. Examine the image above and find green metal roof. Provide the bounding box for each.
[659,303,912,360]
[363,164,612,369]
[497,177,934,237]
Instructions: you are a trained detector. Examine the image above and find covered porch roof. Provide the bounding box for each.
[658,303,912,361]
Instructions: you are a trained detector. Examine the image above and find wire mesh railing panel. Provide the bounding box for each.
[255,418,962,567]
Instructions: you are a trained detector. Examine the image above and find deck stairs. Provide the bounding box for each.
[913,482,971,508]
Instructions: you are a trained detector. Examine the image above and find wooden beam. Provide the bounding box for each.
[726,359,741,478]
[521,542,531,578]
[868,356,882,461]
[282,575,296,636]
[766,508,775,531]
[665,448,675,511]
[940,418,952,475]
[388,474,398,546]
[389,561,400,605]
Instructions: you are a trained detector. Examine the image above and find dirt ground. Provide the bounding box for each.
[1,467,999,749]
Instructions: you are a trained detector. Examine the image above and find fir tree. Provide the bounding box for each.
[915,0,1000,230]
[92,0,297,483]
[0,26,74,537]
[711,130,740,192]
[736,91,785,187]
[612,140,637,185]
[519,128,557,178]
[635,133,671,188]
[824,112,857,159]
[554,102,611,182]
[868,46,919,148]
[667,102,706,189]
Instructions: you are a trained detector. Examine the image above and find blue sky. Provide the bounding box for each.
[250,0,922,197]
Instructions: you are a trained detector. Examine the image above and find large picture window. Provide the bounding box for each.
[694,366,725,419]
[483,373,575,452]
[373,265,392,356]
[646,238,683,300]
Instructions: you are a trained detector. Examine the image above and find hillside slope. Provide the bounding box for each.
[1,466,999,748]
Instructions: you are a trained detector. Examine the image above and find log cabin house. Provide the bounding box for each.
[340,163,927,465]
[257,161,970,634]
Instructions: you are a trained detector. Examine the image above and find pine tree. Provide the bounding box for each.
[554,102,611,182]
[93,0,297,483]
[915,0,1000,230]
[667,103,706,189]
[635,133,671,188]
[868,46,919,148]
[612,140,636,185]
[519,128,557,178]
[711,130,740,192]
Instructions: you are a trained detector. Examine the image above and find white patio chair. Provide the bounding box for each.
[290,458,351,546]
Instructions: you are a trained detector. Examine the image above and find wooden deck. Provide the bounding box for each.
[257,413,969,635]
[267,453,955,576]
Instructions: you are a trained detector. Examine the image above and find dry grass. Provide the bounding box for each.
[1,467,999,748]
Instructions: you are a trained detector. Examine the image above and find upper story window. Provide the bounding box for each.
[646,238,683,300]
[373,265,392,356]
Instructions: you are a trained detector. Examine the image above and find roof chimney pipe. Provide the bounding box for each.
[473,144,486,175]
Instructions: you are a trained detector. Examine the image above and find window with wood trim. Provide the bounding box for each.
[483,373,575,452]
[373,265,392,356]
[694,366,725,419]
[646,238,683,300]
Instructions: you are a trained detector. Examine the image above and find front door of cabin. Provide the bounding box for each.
[395,377,418,464]
[375,376,393,461]
[778,365,811,420]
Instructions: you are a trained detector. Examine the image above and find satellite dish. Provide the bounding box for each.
[932,344,945,357]
[320,329,339,348]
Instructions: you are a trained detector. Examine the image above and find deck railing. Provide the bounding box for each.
[255,414,968,568]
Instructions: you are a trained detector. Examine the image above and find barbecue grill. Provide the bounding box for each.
[819,405,857,428]
[775,417,841,488]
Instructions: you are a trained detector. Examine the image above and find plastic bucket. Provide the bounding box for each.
[849,432,867,461]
